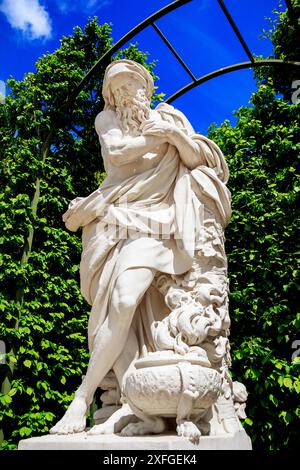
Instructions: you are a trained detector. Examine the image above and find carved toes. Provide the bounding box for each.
[87,423,114,435]
[120,418,166,437]
[176,420,201,444]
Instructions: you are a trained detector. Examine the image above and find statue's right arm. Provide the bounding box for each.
[95,111,165,166]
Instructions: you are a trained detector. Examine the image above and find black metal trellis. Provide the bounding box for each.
[166,59,300,103]
[217,0,254,63]
[68,0,193,106]
[67,0,300,112]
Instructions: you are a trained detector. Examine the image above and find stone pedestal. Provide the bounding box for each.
[18,430,252,450]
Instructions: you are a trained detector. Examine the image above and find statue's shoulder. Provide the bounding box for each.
[95,109,117,134]
[156,102,176,114]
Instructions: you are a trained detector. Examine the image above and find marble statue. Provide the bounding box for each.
[49,59,249,444]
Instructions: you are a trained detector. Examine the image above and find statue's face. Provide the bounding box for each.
[110,72,151,134]
[110,74,146,102]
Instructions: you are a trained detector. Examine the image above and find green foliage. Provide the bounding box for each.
[208,80,300,450]
[0,18,160,449]
[255,0,300,100]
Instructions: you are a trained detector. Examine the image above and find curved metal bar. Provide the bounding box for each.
[165,59,300,103]
[217,0,254,63]
[152,22,197,82]
[67,0,192,106]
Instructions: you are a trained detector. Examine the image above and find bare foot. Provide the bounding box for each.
[176,420,201,444]
[88,404,137,435]
[87,422,115,436]
[121,417,166,437]
[50,397,87,435]
[222,416,241,434]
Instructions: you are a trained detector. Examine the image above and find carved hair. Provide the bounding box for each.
[114,86,151,136]
[102,59,154,109]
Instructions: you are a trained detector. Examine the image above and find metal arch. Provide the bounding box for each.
[151,22,197,82]
[165,59,300,103]
[67,0,193,106]
[217,0,254,63]
[66,0,299,115]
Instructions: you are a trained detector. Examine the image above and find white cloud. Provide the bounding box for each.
[0,0,52,40]
[57,0,111,15]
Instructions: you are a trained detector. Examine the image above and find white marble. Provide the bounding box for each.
[23,59,251,446]
[19,430,252,450]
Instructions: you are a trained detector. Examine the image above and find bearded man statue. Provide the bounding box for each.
[49,59,249,445]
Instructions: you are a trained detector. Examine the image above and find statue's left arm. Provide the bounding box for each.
[142,104,229,183]
[142,119,206,170]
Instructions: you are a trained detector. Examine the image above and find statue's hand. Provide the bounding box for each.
[141,120,177,141]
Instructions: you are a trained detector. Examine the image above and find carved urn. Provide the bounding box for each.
[123,352,223,420]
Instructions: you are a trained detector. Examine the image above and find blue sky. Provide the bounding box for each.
[0,0,283,132]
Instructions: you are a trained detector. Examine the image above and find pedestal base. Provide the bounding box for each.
[18,430,252,450]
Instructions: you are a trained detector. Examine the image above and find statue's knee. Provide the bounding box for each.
[112,292,136,320]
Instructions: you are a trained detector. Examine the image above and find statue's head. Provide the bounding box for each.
[102,59,154,107]
[102,60,154,135]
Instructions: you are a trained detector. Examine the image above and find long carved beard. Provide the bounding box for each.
[115,89,151,136]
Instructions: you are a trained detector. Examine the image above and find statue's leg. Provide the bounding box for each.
[87,403,137,435]
[50,267,155,435]
[87,327,140,435]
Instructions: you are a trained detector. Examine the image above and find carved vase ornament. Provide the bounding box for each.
[49,59,249,444]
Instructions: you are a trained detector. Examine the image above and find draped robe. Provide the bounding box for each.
[62,103,231,358]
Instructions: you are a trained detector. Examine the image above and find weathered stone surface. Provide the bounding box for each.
[19,430,252,450]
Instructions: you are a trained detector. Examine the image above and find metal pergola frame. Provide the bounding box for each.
[67,0,300,110]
